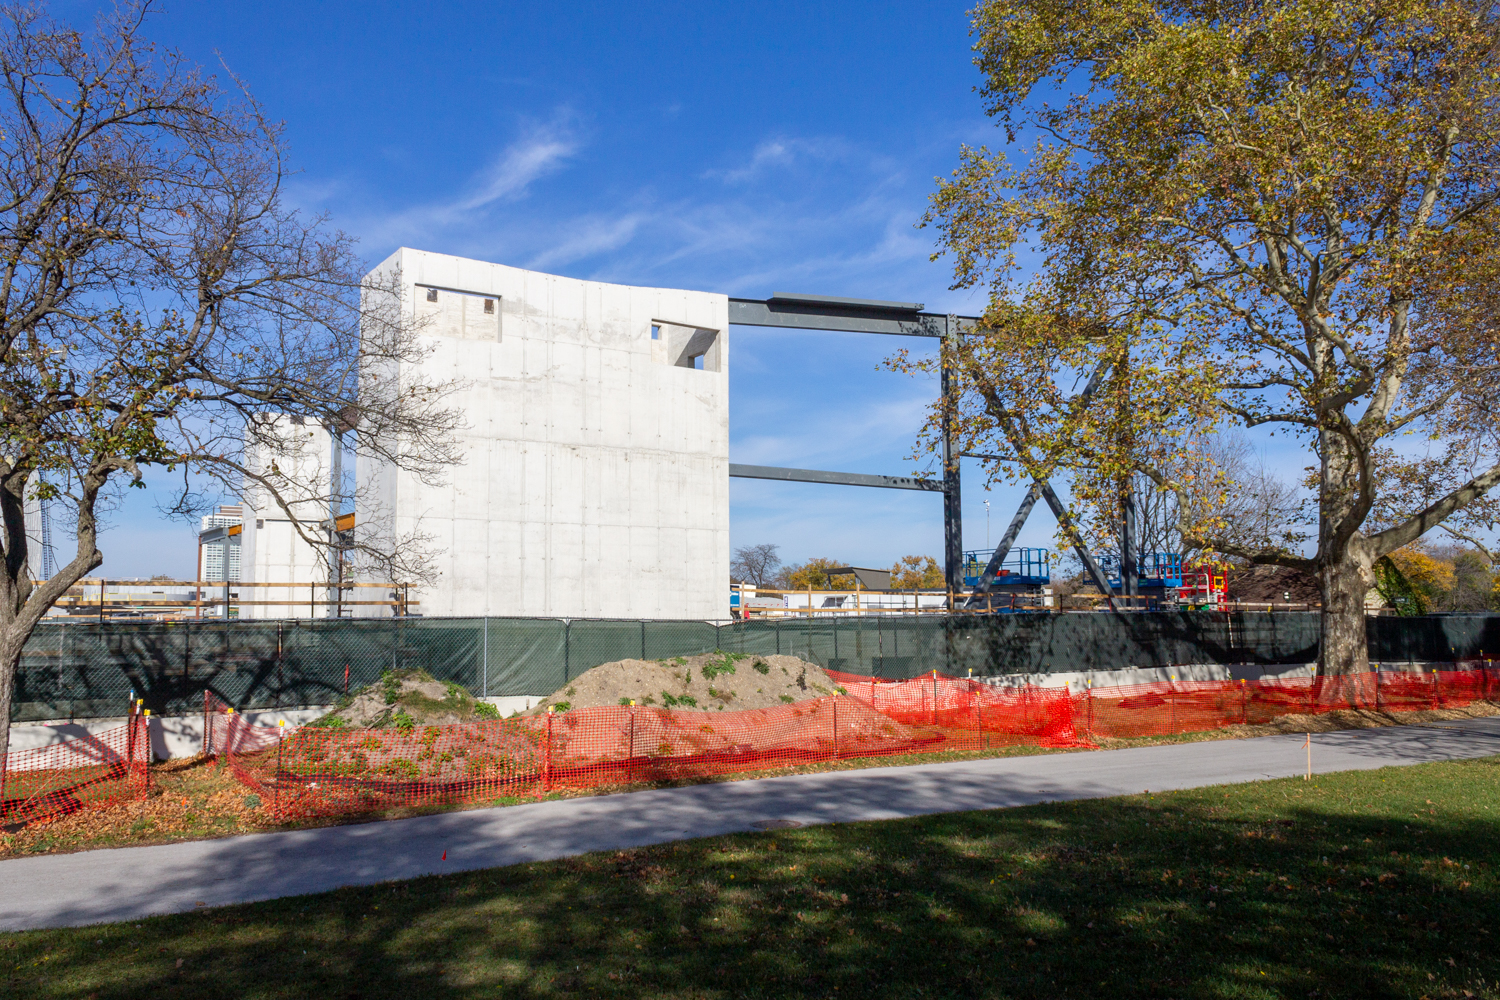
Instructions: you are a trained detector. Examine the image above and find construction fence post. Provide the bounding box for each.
[1169,674,1177,735]
[832,696,839,760]
[126,694,136,772]
[542,707,554,796]
[274,719,285,816]
[141,710,152,794]
[1086,679,1094,743]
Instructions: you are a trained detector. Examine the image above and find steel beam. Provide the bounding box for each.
[1036,482,1117,609]
[729,464,943,492]
[728,297,978,338]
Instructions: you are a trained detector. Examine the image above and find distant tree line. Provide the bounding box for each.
[731,545,946,591]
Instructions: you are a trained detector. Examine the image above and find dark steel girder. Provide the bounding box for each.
[728,296,979,338]
[729,464,943,492]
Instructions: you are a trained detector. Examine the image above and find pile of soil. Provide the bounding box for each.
[1226,563,1321,603]
[308,668,499,729]
[530,652,844,714]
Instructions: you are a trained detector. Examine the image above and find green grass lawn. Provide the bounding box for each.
[5,756,1499,999]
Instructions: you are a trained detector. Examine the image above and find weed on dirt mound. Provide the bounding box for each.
[531,652,846,714]
[306,668,501,730]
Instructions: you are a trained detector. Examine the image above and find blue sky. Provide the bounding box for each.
[75,0,1028,579]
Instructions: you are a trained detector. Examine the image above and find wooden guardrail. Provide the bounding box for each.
[38,578,418,621]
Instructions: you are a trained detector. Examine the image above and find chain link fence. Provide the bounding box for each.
[13,612,1500,721]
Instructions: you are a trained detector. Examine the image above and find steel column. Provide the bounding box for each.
[941,316,963,593]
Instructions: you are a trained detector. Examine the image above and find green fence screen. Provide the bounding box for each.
[11,612,1500,721]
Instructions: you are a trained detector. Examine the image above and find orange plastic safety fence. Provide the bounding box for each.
[1,714,150,826]
[825,670,1081,748]
[1074,665,1500,740]
[200,666,1499,821]
[206,677,1085,820]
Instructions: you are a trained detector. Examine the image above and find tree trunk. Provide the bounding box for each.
[0,631,20,820]
[1317,555,1374,708]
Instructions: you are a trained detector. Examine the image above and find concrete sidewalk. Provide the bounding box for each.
[3,717,1498,932]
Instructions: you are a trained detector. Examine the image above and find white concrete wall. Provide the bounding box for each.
[9,700,547,761]
[9,708,328,765]
[357,249,731,620]
[977,661,1450,692]
[242,415,334,619]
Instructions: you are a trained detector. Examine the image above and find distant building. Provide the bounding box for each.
[197,505,244,583]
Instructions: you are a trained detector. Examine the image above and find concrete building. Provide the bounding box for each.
[357,249,731,620]
[241,415,335,619]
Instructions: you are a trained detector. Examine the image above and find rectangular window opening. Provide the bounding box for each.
[425,287,438,302]
[651,324,660,340]
[693,354,705,370]
[483,298,494,314]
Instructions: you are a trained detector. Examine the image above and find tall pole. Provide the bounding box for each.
[1118,337,1140,605]
[941,315,964,594]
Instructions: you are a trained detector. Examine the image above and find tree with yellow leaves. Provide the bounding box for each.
[782,558,856,591]
[890,555,945,590]
[900,0,1500,695]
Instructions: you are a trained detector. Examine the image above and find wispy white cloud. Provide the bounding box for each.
[527,213,646,270]
[455,119,579,210]
[704,136,859,185]
[710,139,796,184]
[339,111,582,251]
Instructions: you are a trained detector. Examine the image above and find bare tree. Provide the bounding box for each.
[731,544,782,588]
[1174,434,1306,560]
[0,5,461,767]
[1113,433,1305,568]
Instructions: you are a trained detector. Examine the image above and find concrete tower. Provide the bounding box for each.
[241,414,335,619]
[357,249,731,620]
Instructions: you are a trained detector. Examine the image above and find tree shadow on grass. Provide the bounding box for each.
[7,757,1500,999]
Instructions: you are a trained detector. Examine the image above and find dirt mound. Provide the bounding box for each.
[1226,563,1321,603]
[307,669,500,730]
[530,652,844,714]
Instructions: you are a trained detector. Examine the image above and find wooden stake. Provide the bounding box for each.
[1304,733,1311,780]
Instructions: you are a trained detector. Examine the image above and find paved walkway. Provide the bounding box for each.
[3,717,1499,931]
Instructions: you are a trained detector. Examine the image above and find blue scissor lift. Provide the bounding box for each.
[1098,552,1185,595]
[962,547,1051,590]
